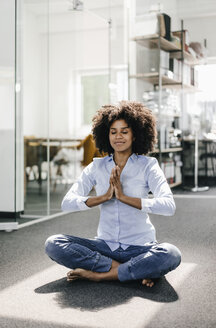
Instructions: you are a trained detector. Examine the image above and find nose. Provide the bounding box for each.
[115,132,123,138]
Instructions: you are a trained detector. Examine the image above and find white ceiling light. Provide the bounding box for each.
[68,0,84,11]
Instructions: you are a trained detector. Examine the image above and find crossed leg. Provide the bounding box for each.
[66,260,154,287]
[45,234,181,288]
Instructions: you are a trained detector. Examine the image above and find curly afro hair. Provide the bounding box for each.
[92,100,157,155]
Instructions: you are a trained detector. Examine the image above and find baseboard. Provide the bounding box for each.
[0,211,23,219]
[0,222,19,231]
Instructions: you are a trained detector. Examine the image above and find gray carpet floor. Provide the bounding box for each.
[0,195,216,328]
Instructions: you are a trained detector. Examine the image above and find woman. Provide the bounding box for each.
[45,101,181,287]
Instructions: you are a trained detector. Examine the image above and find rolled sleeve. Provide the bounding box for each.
[76,196,90,210]
[141,198,154,213]
[142,158,176,216]
[141,196,176,216]
[61,162,96,213]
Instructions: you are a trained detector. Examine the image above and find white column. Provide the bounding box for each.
[0,0,23,230]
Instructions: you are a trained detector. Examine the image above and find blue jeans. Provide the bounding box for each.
[45,234,181,282]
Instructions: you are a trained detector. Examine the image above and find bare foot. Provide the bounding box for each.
[142,278,154,288]
[67,260,120,282]
[67,268,102,282]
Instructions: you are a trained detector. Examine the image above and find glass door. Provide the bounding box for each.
[16,0,50,218]
[48,0,111,215]
[16,0,128,220]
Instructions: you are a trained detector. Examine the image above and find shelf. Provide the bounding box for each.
[131,35,181,53]
[128,15,204,193]
[129,73,200,91]
[151,147,183,154]
[161,147,183,153]
[154,113,181,118]
[129,73,182,86]
[170,50,202,66]
[131,34,202,66]
[161,83,201,92]
[169,181,182,188]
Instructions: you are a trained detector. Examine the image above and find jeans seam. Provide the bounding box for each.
[128,262,136,280]
[91,253,101,271]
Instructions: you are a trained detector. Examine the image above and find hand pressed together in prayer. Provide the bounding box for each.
[110,165,123,200]
[86,164,141,211]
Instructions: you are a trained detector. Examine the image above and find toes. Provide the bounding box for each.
[67,277,77,282]
[67,271,74,279]
[67,269,81,277]
[67,273,80,282]
[67,270,74,276]
[67,270,79,281]
[67,268,85,282]
[142,279,154,287]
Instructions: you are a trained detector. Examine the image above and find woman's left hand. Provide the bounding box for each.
[110,165,142,210]
[110,166,123,200]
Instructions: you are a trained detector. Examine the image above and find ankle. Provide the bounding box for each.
[111,260,120,270]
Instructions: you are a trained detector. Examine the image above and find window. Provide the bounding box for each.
[81,74,109,125]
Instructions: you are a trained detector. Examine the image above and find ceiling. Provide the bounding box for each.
[136,0,216,19]
[23,0,126,34]
[23,0,216,37]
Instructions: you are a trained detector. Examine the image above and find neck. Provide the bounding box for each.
[113,151,132,168]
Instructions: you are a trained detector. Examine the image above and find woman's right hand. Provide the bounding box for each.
[85,183,114,207]
[85,172,114,208]
[105,183,114,201]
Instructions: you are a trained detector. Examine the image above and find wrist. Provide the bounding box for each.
[104,191,112,201]
[116,192,124,201]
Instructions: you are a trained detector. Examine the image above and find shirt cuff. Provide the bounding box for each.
[141,198,154,213]
[76,196,90,210]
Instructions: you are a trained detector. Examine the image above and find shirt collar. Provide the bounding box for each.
[107,153,138,162]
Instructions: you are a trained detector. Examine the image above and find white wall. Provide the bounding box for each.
[0,0,20,213]
[0,71,14,130]
[0,0,15,67]
[23,8,47,137]
[183,16,216,58]
[0,72,15,212]
[176,0,216,58]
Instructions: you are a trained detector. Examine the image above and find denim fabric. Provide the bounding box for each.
[45,234,181,282]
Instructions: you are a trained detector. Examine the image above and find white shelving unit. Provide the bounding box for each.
[128,6,201,187]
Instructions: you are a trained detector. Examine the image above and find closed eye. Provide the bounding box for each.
[110,130,129,134]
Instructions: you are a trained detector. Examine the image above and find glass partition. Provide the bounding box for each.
[0,1,17,229]
[16,0,50,218]
[48,0,110,215]
[16,0,128,220]
[108,0,129,104]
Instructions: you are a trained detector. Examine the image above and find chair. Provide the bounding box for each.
[77,134,105,167]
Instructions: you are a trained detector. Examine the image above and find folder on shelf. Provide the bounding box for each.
[133,13,171,40]
[159,13,171,41]
[173,30,190,52]
[158,14,166,38]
